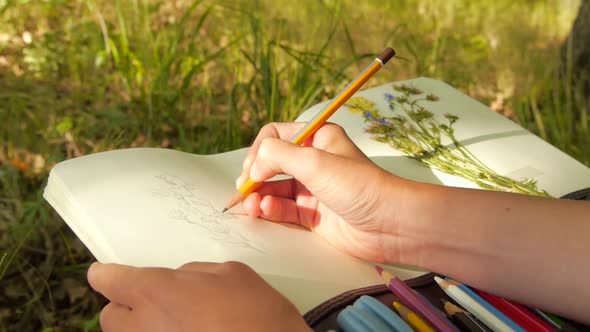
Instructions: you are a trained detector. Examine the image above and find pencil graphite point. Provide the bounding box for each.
[221,207,228,213]
[442,300,464,316]
[375,266,397,286]
[434,276,450,289]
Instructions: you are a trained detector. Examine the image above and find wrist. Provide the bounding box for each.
[378,176,442,267]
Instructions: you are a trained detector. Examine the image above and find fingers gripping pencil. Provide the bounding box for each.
[223,48,396,212]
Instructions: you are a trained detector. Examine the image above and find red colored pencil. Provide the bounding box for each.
[473,289,554,332]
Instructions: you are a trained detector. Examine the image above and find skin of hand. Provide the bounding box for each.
[237,122,410,263]
[87,261,312,332]
[240,122,590,324]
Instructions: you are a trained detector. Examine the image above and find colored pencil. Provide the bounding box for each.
[532,309,564,329]
[414,289,447,316]
[222,47,396,212]
[450,280,525,332]
[376,267,459,332]
[441,299,490,332]
[434,276,515,331]
[393,301,436,332]
[355,295,413,332]
[473,289,554,332]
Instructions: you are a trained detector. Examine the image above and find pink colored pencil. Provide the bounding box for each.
[474,289,554,332]
[376,266,459,332]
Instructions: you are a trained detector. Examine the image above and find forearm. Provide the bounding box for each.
[385,179,590,323]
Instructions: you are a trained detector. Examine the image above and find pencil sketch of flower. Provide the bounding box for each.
[345,85,551,197]
[170,209,190,222]
[154,173,264,253]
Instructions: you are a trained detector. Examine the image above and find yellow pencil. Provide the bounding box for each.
[393,301,435,332]
[223,47,396,212]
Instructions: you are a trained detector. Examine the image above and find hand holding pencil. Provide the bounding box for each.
[231,48,411,261]
[225,47,395,212]
[234,121,408,261]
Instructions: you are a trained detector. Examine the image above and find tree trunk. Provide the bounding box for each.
[561,0,590,84]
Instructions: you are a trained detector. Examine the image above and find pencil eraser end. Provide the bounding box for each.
[378,47,396,64]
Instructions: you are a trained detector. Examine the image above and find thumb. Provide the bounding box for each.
[88,262,143,306]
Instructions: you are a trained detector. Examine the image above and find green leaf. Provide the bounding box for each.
[81,312,100,332]
[56,116,73,135]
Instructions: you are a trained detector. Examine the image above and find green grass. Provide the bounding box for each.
[514,73,590,165]
[0,0,588,330]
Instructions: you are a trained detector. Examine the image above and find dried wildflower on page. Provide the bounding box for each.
[346,85,551,197]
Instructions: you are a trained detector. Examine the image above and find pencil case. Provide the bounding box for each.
[303,189,590,332]
[303,273,590,332]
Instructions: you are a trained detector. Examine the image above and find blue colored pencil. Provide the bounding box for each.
[355,295,413,332]
[446,278,525,332]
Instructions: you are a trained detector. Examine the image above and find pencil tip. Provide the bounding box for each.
[221,208,228,213]
[374,265,384,274]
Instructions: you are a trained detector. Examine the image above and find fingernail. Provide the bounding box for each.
[88,262,102,272]
[87,262,103,281]
[249,164,262,182]
[242,155,253,171]
[235,175,246,189]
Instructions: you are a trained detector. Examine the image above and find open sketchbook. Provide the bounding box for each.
[44,77,590,313]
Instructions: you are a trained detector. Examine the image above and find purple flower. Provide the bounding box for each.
[377,117,387,124]
[384,93,395,102]
[363,111,375,120]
